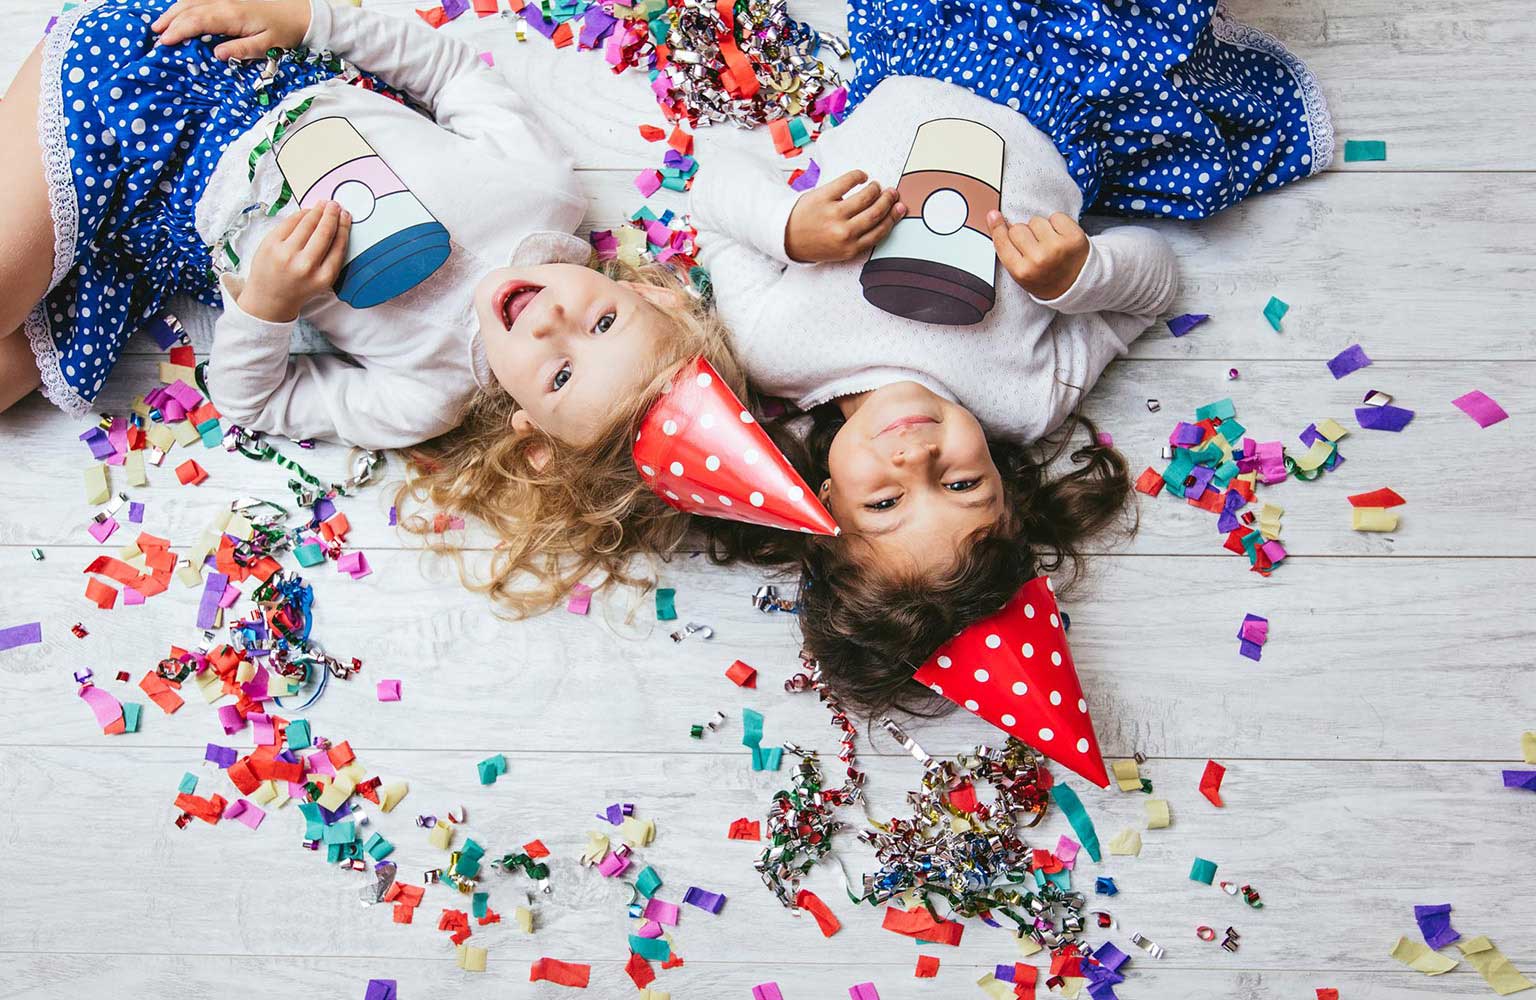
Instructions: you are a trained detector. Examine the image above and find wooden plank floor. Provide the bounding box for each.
[2,1,1533,998]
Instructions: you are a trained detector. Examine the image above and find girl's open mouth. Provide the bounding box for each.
[493,281,543,331]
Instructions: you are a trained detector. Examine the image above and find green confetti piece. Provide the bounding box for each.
[456,838,486,877]
[636,866,662,898]
[365,832,394,860]
[1195,398,1236,422]
[178,772,199,795]
[286,718,311,751]
[655,588,677,621]
[122,702,143,733]
[1217,419,1246,443]
[1263,296,1289,332]
[1050,784,1101,862]
[1343,139,1386,162]
[742,708,781,770]
[298,802,325,840]
[628,935,671,962]
[1036,867,1071,891]
[1190,857,1218,884]
[323,820,356,845]
[477,753,508,785]
[472,891,489,919]
[293,542,327,567]
[1161,449,1196,498]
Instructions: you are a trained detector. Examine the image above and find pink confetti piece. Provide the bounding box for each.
[566,583,593,615]
[1450,390,1508,428]
[377,679,402,702]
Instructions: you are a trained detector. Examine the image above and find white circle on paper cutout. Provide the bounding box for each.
[718,496,732,506]
[690,494,704,504]
[1021,642,1034,658]
[749,491,764,507]
[788,485,803,502]
[743,448,761,465]
[985,633,1001,649]
[1049,690,1062,705]
[641,465,654,476]
[974,668,989,682]
[1076,738,1089,753]
[1038,727,1054,742]
[705,455,720,471]
[332,179,376,223]
[921,187,969,236]
[739,410,754,423]
[696,371,713,388]
[1051,651,1063,666]
[930,684,943,694]
[964,699,979,711]
[936,655,952,669]
[700,413,715,429]
[662,419,678,436]
[1024,603,1036,618]
[669,461,684,476]
[665,490,679,500]
[1047,578,1055,592]
[1001,713,1016,727]
[1078,698,1088,713]
[1050,613,1060,628]
[1012,681,1028,696]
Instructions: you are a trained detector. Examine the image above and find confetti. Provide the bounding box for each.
[1326,343,1373,379]
[1051,783,1102,863]
[655,587,677,621]
[742,707,781,770]
[1413,903,1460,950]
[1236,614,1267,662]
[725,659,757,687]
[0,622,43,651]
[566,583,592,615]
[1347,488,1405,508]
[1344,139,1387,161]
[1199,760,1226,806]
[1458,936,1535,995]
[1189,858,1218,884]
[915,956,940,978]
[1352,508,1398,532]
[1451,390,1508,428]
[1355,404,1414,431]
[477,754,508,785]
[1262,295,1288,331]
[376,679,401,701]
[1389,935,1458,975]
[1168,313,1208,337]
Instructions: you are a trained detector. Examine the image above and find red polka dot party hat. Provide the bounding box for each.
[913,576,1109,787]
[633,357,839,535]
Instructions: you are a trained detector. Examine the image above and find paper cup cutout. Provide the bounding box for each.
[914,576,1109,787]
[633,357,838,535]
[276,116,451,308]
[860,118,1004,326]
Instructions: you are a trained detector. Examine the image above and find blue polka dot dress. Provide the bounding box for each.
[844,0,1334,219]
[26,0,357,414]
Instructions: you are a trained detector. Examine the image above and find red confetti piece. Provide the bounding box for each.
[725,659,757,688]
[625,952,655,989]
[794,889,841,937]
[530,958,591,988]
[638,124,666,142]
[1134,467,1165,497]
[175,459,208,485]
[915,955,940,978]
[1347,487,1406,508]
[523,839,550,859]
[727,818,761,840]
[1200,759,1226,807]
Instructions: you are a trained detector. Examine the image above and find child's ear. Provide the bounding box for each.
[623,279,690,312]
[510,408,554,471]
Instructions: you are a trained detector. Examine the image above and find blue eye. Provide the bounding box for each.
[552,363,572,391]
[593,312,616,334]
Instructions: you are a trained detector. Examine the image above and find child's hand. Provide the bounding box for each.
[152,0,313,61]
[237,202,351,323]
[784,170,905,264]
[988,210,1090,301]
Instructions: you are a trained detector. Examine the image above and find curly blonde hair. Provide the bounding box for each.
[393,256,748,617]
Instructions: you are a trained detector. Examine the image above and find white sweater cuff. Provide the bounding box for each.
[1029,242,1101,314]
[217,273,299,337]
[301,0,333,51]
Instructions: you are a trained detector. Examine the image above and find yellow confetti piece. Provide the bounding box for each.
[1060,977,1085,999]
[581,831,610,865]
[620,815,656,848]
[1457,936,1535,995]
[145,422,176,452]
[456,944,487,972]
[514,905,534,933]
[250,780,279,806]
[1106,828,1142,856]
[125,450,147,487]
[317,775,355,812]
[1352,507,1398,532]
[1390,936,1458,975]
[428,819,454,851]
[1146,799,1171,829]
[1316,418,1348,441]
[171,419,200,446]
[637,990,670,1000]
[176,562,204,588]
[379,781,409,813]
[83,465,110,505]
[159,362,197,385]
[1016,934,1043,957]
[976,973,1014,1000]
[1294,439,1334,472]
[1111,759,1141,792]
[1522,731,1536,765]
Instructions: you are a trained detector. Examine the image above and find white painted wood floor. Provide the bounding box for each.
[2,1,1533,998]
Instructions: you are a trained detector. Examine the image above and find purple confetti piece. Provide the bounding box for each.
[440,0,469,20]
[1355,404,1415,432]
[683,886,726,913]
[1168,313,1208,337]
[1093,942,1131,973]
[1171,422,1204,446]
[128,502,145,523]
[364,980,397,1000]
[1326,344,1373,379]
[1185,465,1215,497]
[1451,390,1508,428]
[1413,904,1460,950]
[204,743,239,768]
[1503,770,1536,791]
[994,964,1016,983]
[144,315,182,350]
[0,622,43,651]
[196,572,230,630]
[1239,639,1263,662]
[789,158,821,191]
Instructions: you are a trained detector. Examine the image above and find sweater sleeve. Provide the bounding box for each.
[1032,225,1178,319]
[206,275,463,450]
[689,149,804,351]
[1037,308,1160,435]
[303,0,571,161]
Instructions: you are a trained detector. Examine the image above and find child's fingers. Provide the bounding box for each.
[839,180,887,221]
[1026,215,1057,244]
[298,203,341,267]
[155,1,229,46]
[285,205,325,251]
[847,188,900,235]
[319,212,352,280]
[1047,212,1083,238]
[213,30,276,62]
[821,170,870,202]
[990,218,1031,276]
[268,207,306,243]
[151,0,208,33]
[853,203,902,252]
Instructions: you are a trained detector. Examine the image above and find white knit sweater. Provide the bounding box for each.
[202,0,588,450]
[690,76,1178,444]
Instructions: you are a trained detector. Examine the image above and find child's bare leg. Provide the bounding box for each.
[0,43,60,412]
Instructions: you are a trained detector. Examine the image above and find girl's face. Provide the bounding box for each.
[822,382,1004,575]
[473,263,685,447]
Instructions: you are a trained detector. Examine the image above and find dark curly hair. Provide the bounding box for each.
[704,403,1135,717]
